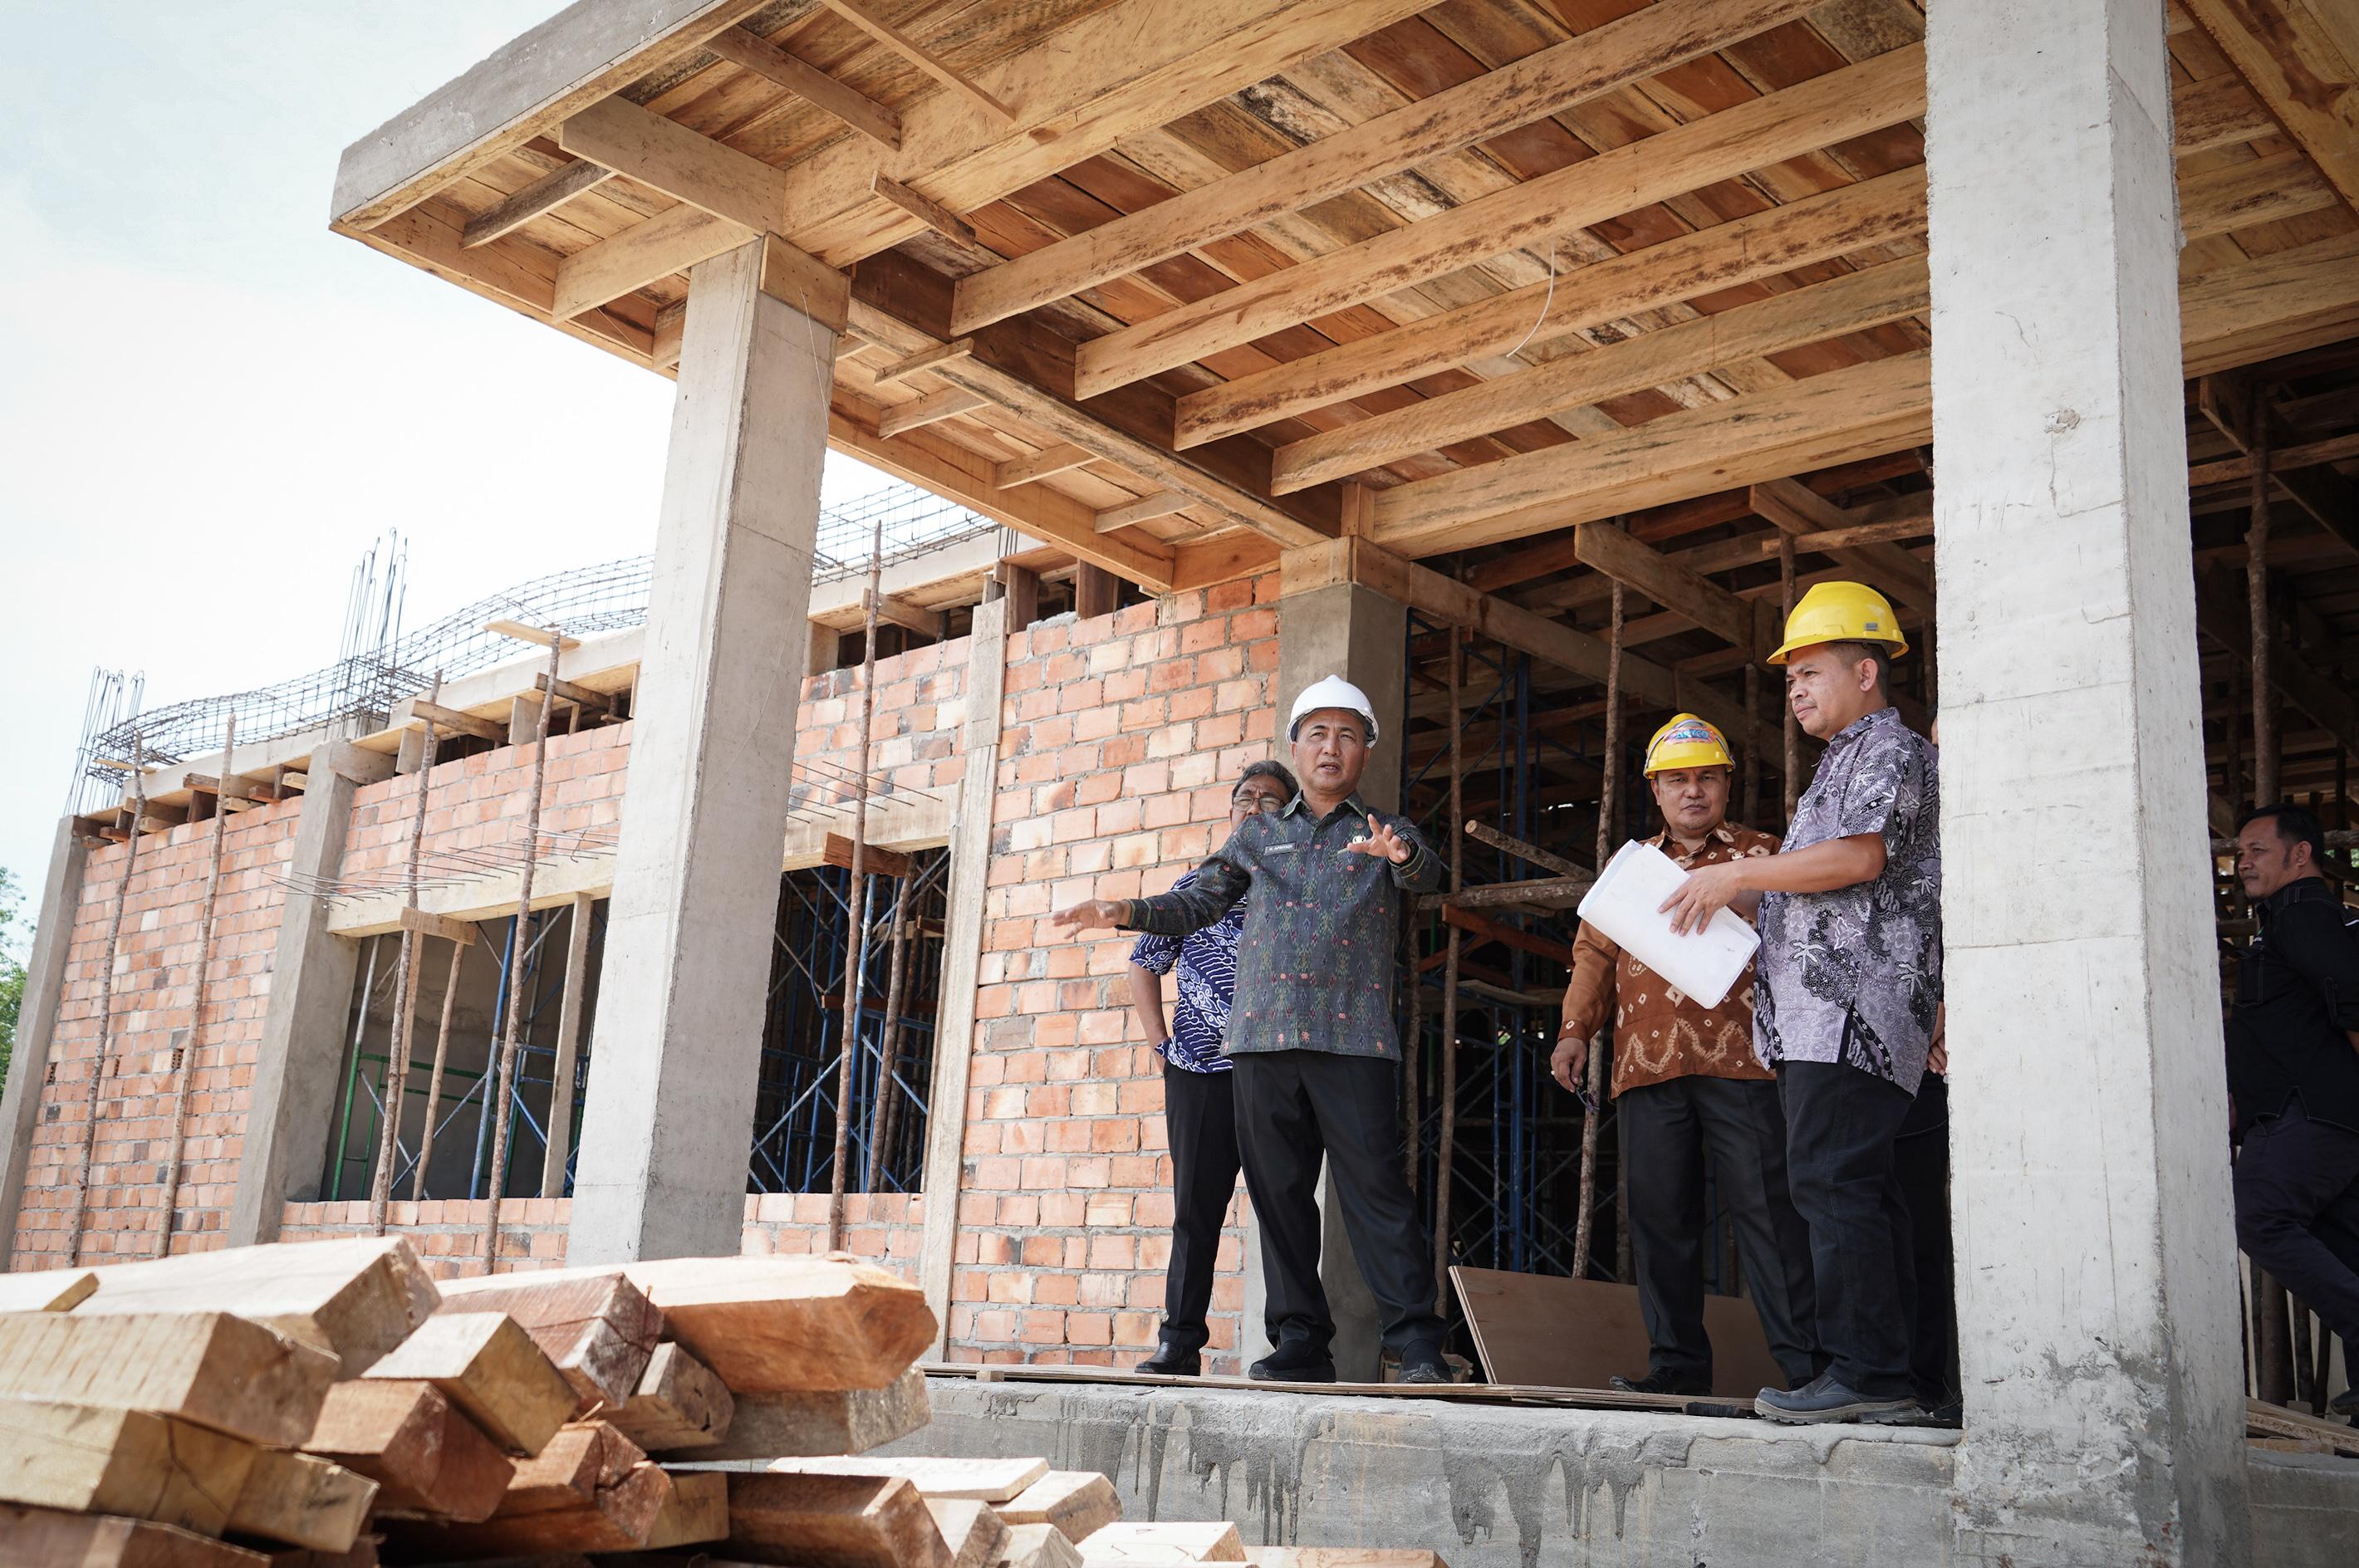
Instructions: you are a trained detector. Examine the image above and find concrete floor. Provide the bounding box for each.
[893,1375,2359,1566]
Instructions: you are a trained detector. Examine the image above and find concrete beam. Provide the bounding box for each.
[566,237,836,1263]
[0,819,92,1263]
[1928,2,2249,1561]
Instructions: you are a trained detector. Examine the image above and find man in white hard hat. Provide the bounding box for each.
[1054,674,1452,1384]
[1659,581,1941,1427]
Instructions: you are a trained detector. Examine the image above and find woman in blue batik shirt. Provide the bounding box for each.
[1124,759,1297,1375]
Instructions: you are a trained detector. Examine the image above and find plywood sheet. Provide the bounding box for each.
[1450,1266,1788,1400]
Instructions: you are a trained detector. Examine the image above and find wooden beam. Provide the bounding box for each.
[400,698,508,743]
[875,385,987,437]
[558,95,786,233]
[949,0,1827,332]
[2182,0,2359,219]
[654,299,687,367]
[486,619,580,649]
[993,443,1093,488]
[758,232,851,329]
[463,159,613,247]
[1073,45,1926,399]
[704,25,900,150]
[2197,566,2359,759]
[863,588,947,639]
[2178,147,2342,241]
[400,906,476,945]
[871,337,975,384]
[1173,165,1927,447]
[1272,256,1930,492]
[817,0,1016,123]
[870,174,975,248]
[551,202,746,321]
[1092,492,1190,532]
[2190,429,2359,487]
[2171,69,2278,154]
[821,833,915,880]
[2197,375,2359,557]
[536,672,618,713]
[1749,476,1933,604]
[1574,522,1758,652]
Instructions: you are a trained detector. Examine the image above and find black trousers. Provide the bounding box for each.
[1159,1062,1243,1355]
[1621,1075,1821,1388]
[2234,1098,2359,1349]
[1893,1073,1959,1408]
[1232,1050,1446,1357]
[1778,1060,1917,1399]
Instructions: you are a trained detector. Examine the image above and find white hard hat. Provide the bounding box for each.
[1287,674,1379,747]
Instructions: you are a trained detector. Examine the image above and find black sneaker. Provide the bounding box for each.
[1135,1339,1200,1377]
[1248,1345,1337,1384]
[1754,1374,1916,1425]
[1396,1340,1452,1385]
[1610,1370,1711,1396]
[2329,1386,2359,1419]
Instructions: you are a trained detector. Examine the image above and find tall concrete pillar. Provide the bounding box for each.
[1929,2,2249,1561]
[0,817,92,1262]
[229,741,391,1244]
[567,238,836,1264]
[1244,566,1410,1378]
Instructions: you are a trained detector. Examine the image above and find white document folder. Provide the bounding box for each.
[1575,839,1761,1011]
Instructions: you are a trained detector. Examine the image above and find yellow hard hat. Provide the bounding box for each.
[1767,580,1909,666]
[1644,713,1734,776]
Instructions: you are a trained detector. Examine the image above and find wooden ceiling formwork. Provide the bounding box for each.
[334,0,2359,791]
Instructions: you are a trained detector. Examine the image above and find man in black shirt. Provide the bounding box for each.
[2230,803,2359,1415]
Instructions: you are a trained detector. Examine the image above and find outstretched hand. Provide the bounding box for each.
[1344,814,1413,865]
[1052,899,1125,934]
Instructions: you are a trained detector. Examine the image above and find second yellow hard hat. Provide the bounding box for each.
[1768,581,1908,666]
[1644,713,1734,776]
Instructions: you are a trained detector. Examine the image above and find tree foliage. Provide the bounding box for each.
[0,868,27,1090]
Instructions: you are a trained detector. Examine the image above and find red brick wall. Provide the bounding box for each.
[953,575,1279,1373]
[11,801,302,1267]
[341,723,633,883]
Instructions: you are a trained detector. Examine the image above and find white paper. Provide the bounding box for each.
[1575,839,1761,1011]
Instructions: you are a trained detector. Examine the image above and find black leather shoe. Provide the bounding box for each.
[1397,1340,1453,1384]
[1135,1340,1201,1376]
[2328,1385,2359,1419]
[1610,1369,1711,1396]
[1248,1345,1336,1384]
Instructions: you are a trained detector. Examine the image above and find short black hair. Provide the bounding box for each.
[2240,803,2327,870]
[1822,639,1891,692]
[1235,759,1298,800]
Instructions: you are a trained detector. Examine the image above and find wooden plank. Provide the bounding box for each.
[1450,1265,1786,1399]
[385,1423,673,1556]
[1273,256,1930,492]
[824,833,917,880]
[646,1469,730,1549]
[1093,492,1191,533]
[398,905,474,945]
[997,1472,1121,1544]
[551,202,747,322]
[874,337,977,384]
[1439,904,1569,965]
[440,1256,935,1394]
[2170,69,2275,154]
[431,1270,662,1410]
[1172,166,1927,447]
[2183,0,2359,218]
[816,0,1016,123]
[485,618,579,649]
[759,232,854,330]
[559,94,785,233]
[993,443,1094,488]
[765,1456,1049,1503]
[0,1506,267,1568]
[2245,1397,2359,1458]
[401,698,507,744]
[723,1471,956,1568]
[1073,45,1926,399]
[873,174,978,248]
[866,588,950,638]
[74,1237,439,1378]
[2178,147,2342,241]
[705,25,900,150]
[462,159,614,247]
[1078,1521,1245,1563]
[302,1379,514,1522]
[536,672,618,713]
[611,1340,735,1453]
[0,1399,257,1536]
[226,1453,377,1554]
[0,1267,94,1312]
[363,1311,581,1455]
[1576,522,1758,652]
[950,0,1825,331]
[2190,429,2359,486]
[695,1365,932,1459]
[929,1498,1012,1568]
[1005,1522,1089,1568]
[878,385,989,438]
[0,1311,336,1448]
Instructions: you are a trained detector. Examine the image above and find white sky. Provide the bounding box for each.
[0,2,904,890]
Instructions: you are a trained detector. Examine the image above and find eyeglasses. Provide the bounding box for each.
[1231,794,1287,815]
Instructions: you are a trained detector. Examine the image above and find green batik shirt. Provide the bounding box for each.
[1122,791,1441,1061]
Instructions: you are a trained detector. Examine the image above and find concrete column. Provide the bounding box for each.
[0,818,92,1262]
[1929,3,2249,1562]
[1243,576,1411,1378]
[228,742,390,1244]
[567,238,836,1264]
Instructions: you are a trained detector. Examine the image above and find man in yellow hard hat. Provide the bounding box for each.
[1660,581,1941,1427]
[1552,713,1821,1396]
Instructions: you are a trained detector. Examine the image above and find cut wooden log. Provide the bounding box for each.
[644,1469,729,1549]
[362,1311,578,1454]
[429,1270,663,1409]
[0,1504,269,1567]
[302,1380,513,1522]
[1080,1521,1245,1563]
[383,1453,671,1555]
[488,1421,650,1517]
[611,1341,734,1452]
[695,1365,929,1459]
[441,1255,932,1392]
[0,1267,96,1312]
[998,1472,1121,1544]
[0,1311,336,1448]
[770,1455,1048,1502]
[0,1399,257,1536]
[1243,1554,1449,1567]
[73,1237,439,1377]
[225,1451,377,1553]
[929,1498,1012,1568]
[1000,1521,1086,1568]
[722,1471,955,1568]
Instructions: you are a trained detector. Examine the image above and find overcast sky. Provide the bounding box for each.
[0,2,903,894]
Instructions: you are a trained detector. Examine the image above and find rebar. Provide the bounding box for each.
[68,735,145,1264]
[828,523,887,1251]
[156,718,235,1256]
